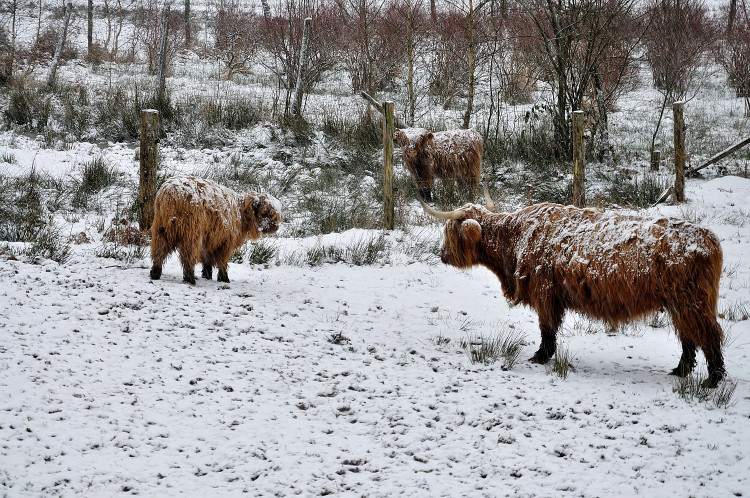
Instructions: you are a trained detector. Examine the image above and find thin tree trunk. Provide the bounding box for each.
[728,0,737,36]
[36,0,41,46]
[406,0,415,125]
[156,4,171,100]
[47,2,73,87]
[650,94,669,160]
[184,0,191,46]
[462,0,475,129]
[260,0,271,21]
[104,0,111,53]
[291,17,312,117]
[593,67,611,166]
[430,0,437,24]
[88,0,94,53]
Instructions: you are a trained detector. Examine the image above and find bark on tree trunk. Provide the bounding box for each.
[593,67,612,166]
[292,17,312,117]
[462,0,475,129]
[156,4,170,101]
[88,0,94,53]
[184,0,191,46]
[406,0,415,126]
[47,2,73,87]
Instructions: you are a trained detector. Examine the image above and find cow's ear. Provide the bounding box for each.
[423,132,435,146]
[460,219,482,245]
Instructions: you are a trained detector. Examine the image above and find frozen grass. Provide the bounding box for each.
[460,328,526,371]
[672,374,738,409]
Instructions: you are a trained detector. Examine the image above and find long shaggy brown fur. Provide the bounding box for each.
[149,176,282,285]
[394,127,482,201]
[436,202,726,387]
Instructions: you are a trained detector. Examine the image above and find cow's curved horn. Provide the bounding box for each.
[483,178,496,212]
[418,198,466,220]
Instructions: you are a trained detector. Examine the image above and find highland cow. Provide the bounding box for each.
[149,176,282,285]
[421,200,726,387]
[394,127,482,201]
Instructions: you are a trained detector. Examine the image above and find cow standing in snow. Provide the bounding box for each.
[394,127,483,201]
[149,176,282,285]
[421,199,727,387]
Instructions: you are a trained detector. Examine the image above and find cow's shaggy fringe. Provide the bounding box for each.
[149,176,282,284]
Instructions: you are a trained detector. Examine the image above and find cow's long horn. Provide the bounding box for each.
[418,197,465,220]
[483,178,496,212]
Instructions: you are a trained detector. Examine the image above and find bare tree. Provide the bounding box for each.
[213,0,260,79]
[716,0,750,114]
[513,0,643,159]
[258,0,341,115]
[644,0,718,156]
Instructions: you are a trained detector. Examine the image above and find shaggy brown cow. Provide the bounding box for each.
[149,176,282,285]
[394,127,482,201]
[421,200,726,388]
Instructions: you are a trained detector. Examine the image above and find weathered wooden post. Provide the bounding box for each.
[673,101,685,202]
[139,109,160,231]
[383,101,395,230]
[572,110,585,207]
[650,148,661,171]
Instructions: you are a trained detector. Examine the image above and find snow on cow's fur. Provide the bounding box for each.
[394,127,482,201]
[425,201,726,388]
[149,176,282,285]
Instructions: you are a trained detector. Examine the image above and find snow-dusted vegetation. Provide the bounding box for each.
[1,0,749,494]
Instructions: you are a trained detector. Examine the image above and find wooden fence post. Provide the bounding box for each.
[673,101,685,202]
[139,109,160,231]
[383,101,395,230]
[650,148,661,171]
[572,110,585,207]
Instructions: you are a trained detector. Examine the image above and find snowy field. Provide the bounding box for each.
[1,158,749,495]
[2,0,750,494]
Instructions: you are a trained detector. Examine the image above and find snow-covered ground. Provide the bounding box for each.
[1,170,749,495]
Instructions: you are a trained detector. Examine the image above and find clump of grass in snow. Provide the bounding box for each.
[232,239,278,265]
[72,156,119,210]
[1,151,17,164]
[286,234,389,267]
[598,171,671,208]
[547,346,576,379]
[673,373,737,408]
[718,301,749,322]
[460,328,526,370]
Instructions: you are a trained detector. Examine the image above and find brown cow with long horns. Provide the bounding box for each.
[421,196,726,388]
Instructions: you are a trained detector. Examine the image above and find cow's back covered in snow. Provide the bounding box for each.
[424,201,726,387]
[149,176,282,284]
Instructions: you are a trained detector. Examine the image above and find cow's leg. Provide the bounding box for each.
[703,342,726,388]
[670,339,697,377]
[201,263,213,280]
[670,304,725,387]
[149,227,171,280]
[178,245,198,285]
[208,244,232,283]
[530,300,564,364]
[701,318,726,388]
